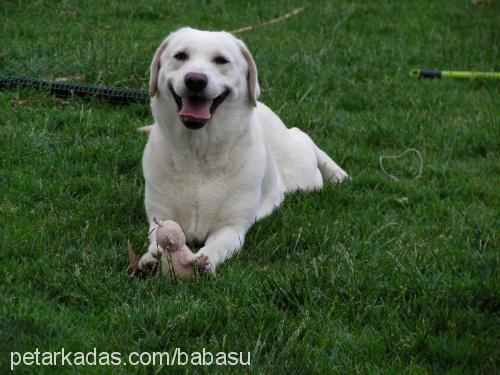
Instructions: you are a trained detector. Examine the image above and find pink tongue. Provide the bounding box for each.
[179,97,213,120]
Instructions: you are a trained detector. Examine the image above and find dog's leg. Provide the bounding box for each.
[197,226,246,275]
[315,146,349,184]
[138,220,163,272]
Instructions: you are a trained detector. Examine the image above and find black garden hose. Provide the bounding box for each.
[0,76,149,105]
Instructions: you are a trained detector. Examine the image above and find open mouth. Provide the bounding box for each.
[169,85,230,130]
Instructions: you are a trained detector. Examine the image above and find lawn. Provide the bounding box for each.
[1,0,498,373]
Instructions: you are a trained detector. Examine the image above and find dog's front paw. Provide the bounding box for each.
[195,254,210,268]
[196,252,216,277]
[138,252,159,273]
[332,168,349,184]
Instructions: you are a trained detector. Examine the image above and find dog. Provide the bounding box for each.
[138,27,348,274]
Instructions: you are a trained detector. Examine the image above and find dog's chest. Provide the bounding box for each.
[165,168,230,242]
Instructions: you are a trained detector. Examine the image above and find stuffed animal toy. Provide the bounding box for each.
[154,217,209,280]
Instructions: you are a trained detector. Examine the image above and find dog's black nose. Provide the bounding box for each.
[185,72,208,92]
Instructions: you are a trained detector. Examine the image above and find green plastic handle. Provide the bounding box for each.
[410,69,500,80]
[442,71,500,79]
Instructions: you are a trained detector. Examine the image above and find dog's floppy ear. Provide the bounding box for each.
[149,36,171,97]
[237,40,260,107]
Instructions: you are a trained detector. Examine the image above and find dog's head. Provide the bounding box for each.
[149,28,260,130]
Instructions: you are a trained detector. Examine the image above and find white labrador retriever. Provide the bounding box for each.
[139,27,348,274]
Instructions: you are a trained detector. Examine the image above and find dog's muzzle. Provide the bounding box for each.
[169,84,230,130]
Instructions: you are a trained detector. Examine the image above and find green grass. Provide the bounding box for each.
[1,0,499,373]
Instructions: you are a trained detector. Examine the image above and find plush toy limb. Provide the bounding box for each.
[178,249,209,268]
[197,226,245,274]
[178,248,198,267]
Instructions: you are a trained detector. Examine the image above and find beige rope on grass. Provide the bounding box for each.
[379,148,423,181]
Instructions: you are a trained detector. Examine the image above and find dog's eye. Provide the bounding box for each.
[213,56,230,65]
[173,51,188,61]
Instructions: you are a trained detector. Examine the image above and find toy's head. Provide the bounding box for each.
[154,217,186,252]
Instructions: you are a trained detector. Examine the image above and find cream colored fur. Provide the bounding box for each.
[139,28,348,274]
